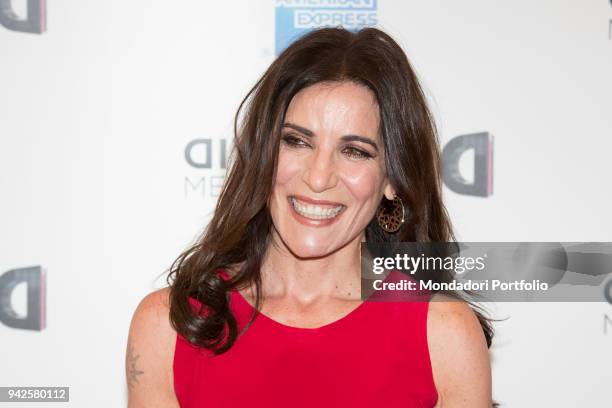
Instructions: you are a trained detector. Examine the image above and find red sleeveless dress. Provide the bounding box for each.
[173,268,438,407]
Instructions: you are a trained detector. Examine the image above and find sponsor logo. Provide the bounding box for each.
[275,0,378,55]
[442,132,494,197]
[0,266,46,331]
[184,137,230,198]
[0,0,46,34]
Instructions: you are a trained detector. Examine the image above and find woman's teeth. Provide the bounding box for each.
[290,197,344,220]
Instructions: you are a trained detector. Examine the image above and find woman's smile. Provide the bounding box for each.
[266,80,392,257]
[287,195,347,225]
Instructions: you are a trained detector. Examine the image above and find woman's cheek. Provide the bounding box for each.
[341,164,383,199]
[275,150,298,186]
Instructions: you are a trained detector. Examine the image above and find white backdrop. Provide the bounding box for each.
[1,1,611,406]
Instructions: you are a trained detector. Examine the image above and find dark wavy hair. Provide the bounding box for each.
[165,25,497,404]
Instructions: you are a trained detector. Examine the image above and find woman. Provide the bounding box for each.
[126,26,494,407]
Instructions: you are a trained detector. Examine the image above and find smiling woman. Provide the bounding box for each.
[272,81,391,248]
[126,26,496,408]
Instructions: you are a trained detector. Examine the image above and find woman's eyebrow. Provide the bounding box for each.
[282,122,379,152]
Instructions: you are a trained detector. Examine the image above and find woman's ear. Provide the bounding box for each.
[383,181,396,201]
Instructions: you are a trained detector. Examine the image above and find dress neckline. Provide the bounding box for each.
[220,268,372,332]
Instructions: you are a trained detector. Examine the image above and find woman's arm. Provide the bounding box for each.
[427,294,492,407]
[126,288,180,408]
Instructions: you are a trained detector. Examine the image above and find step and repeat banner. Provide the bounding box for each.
[1,1,611,406]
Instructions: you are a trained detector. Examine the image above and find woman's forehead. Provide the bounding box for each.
[285,81,380,138]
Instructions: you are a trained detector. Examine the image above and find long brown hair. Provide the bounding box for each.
[166,27,496,360]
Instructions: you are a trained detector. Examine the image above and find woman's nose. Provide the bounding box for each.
[302,148,338,192]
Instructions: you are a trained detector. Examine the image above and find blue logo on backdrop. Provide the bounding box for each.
[275,0,378,55]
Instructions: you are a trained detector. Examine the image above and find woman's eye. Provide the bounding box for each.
[344,146,373,160]
[281,134,372,160]
[281,134,308,148]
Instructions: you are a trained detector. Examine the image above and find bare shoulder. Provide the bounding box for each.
[126,287,179,407]
[427,293,492,407]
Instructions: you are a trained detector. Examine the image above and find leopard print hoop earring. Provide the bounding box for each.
[376,195,405,233]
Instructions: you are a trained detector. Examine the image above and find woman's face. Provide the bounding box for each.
[268,80,396,258]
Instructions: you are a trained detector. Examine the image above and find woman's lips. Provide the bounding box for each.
[286,196,346,226]
[290,194,344,207]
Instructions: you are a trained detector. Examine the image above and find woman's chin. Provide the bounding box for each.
[286,241,337,260]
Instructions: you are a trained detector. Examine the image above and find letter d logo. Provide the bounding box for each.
[442,132,494,197]
[0,266,46,331]
[0,0,46,34]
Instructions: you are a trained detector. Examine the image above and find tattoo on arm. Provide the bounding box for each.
[126,339,144,389]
